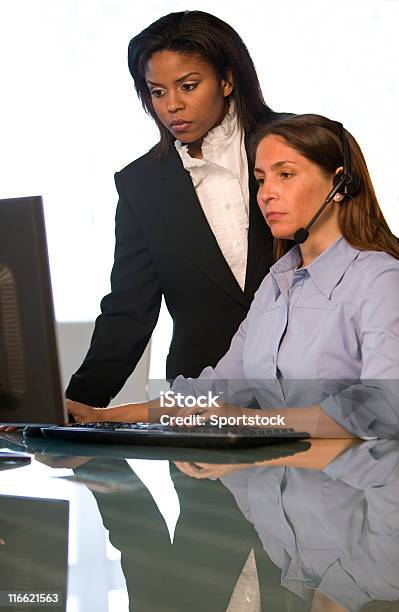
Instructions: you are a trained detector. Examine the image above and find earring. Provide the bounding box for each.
[333,193,344,202]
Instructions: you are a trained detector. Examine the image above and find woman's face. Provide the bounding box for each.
[254,135,338,240]
[145,50,233,144]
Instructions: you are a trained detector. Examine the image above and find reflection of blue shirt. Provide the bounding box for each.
[221,441,399,611]
[173,237,399,437]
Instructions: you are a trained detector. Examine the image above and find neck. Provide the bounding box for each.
[187,139,204,159]
[299,227,342,267]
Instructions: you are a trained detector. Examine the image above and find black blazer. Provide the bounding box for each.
[66,141,274,406]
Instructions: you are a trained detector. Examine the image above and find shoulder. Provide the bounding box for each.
[351,250,399,315]
[248,272,275,311]
[115,148,162,180]
[354,249,399,277]
[115,146,182,187]
[343,248,399,297]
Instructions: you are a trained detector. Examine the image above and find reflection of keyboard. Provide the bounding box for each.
[41,422,310,449]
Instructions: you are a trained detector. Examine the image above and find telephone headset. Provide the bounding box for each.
[293,123,361,244]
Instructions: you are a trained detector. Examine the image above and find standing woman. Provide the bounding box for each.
[62,14,286,611]
[66,10,286,407]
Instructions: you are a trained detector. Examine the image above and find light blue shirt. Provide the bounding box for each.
[173,237,399,437]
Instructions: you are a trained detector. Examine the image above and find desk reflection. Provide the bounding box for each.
[0,495,68,612]
[218,439,399,611]
[1,435,399,611]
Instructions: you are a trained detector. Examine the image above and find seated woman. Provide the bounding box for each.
[69,114,399,438]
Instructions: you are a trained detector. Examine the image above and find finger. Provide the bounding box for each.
[165,407,203,428]
[173,463,197,477]
[67,405,82,418]
[172,407,199,419]
[173,462,205,478]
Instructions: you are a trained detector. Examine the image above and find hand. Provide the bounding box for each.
[174,461,243,479]
[34,454,91,469]
[311,590,347,612]
[0,425,22,433]
[66,399,106,424]
[173,403,244,426]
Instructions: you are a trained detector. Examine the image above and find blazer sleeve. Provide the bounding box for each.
[66,172,162,406]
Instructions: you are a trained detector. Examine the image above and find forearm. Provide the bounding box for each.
[241,404,356,438]
[252,438,359,470]
[67,397,165,424]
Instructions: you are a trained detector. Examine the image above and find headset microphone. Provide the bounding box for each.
[294,124,361,244]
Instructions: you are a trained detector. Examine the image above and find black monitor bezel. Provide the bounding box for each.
[0,196,66,425]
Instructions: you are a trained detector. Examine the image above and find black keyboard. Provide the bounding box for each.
[41,422,310,449]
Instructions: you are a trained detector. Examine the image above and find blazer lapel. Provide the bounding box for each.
[152,148,250,307]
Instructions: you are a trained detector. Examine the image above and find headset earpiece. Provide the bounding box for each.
[333,171,361,199]
[333,125,361,199]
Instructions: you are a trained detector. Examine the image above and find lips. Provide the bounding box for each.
[266,212,286,221]
[170,119,192,132]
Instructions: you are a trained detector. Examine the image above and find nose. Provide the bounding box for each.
[257,178,278,215]
[167,89,185,113]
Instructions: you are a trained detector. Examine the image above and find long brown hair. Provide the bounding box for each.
[251,114,399,261]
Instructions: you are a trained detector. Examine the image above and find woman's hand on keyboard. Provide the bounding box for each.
[173,403,244,427]
[66,399,105,424]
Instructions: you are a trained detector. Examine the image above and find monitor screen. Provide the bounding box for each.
[0,196,65,425]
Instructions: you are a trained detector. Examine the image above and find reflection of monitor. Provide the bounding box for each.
[0,196,66,425]
[0,494,69,611]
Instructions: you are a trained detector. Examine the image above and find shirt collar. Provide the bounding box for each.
[174,100,237,170]
[270,236,361,300]
[202,99,236,145]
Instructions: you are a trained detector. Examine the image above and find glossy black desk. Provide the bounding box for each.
[1,435,398,612]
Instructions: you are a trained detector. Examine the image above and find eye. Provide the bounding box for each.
[181,82,198,92]
[255,177,264,186]
[150,89,165,98]
[280,171,294,179]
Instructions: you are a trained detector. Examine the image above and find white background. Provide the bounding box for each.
[1,0,399,355]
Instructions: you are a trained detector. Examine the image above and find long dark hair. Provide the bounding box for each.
[128,10,274,158]
[251,114,399,261]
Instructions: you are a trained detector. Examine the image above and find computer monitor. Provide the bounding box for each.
[0,196,66,425]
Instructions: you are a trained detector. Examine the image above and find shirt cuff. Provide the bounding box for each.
[318,560,370,611]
